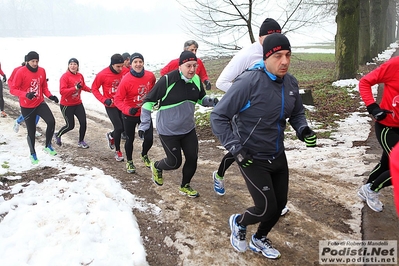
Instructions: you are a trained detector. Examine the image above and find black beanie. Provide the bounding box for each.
[263,33,291,60]
[110,54,124,65]
[68,58,79,66]
[122,52,130,61]
[26,51,39,62]
[179,51,197,65]
[259,18,282,37]
[130,53,144,64]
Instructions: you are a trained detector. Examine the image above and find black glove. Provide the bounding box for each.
[367,103,392,121]
[302,126,317,148]
[2,75,6,82]
[129,107,139,116]
[26,92,36,99]
[204,80,211,90]
[104,99,112,106]
[138,130,145,140]
[212,97,219,106]
[49,95,59,103]
[233,148,253,168]
[75,81,82,90]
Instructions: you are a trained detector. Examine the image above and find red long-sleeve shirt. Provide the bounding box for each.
[9,65,52,108]
[8,65,23,88]
[59,71,91,106]
[359,56,399,127]
[160,58,209,82]
[91,66,124,108]
[114,70,156,117]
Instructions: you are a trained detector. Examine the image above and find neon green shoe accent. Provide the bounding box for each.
[150,162,163,186]
[141,154,151,168]
[44,146,57,156]
[30,154,39,165]
[126,160,136,174]
[179,184,199,198]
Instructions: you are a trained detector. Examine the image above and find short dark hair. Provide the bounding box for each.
[184,40,199,50]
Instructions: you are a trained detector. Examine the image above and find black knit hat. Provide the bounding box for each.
[26,51,39,62]
[259,18,282,37]
[130,53,144,64]
[122,52,130,61]
[68,58,79,66]
[110,54,124,65]
[263,33,291,60]
[179,51,197,66]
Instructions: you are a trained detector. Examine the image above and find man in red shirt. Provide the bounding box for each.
[160,40,212,90]
[91,54,125,161]
[9,51,59,164]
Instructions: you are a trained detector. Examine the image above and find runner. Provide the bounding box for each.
[91,53,125,161]
[54,58,91,149]
[114,52,156,173]
[9,51,59,164]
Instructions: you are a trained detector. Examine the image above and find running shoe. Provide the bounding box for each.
[0,111,7,117]
[30,153,39,165]
[106,132,115,150]
[213,171,225,196]
[126,160,136,173]
[78,141,89,149]
[358,183,383,212]
[229,214,247,252]
[249,234,281,259]
[53,133,62,146]
[141,154,151,168]
[13,120,20,133]
[44,145,57,156]
[150,162,163,186]
[114,151,124,162]
[281,206,289,216]
[179,184,200,198]
[35,131,42,137]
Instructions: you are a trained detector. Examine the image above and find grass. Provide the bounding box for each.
[198,51,365,138]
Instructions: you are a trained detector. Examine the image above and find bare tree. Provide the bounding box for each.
[177,0,336,54]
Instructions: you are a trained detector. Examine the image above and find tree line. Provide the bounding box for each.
[178,0,399,79]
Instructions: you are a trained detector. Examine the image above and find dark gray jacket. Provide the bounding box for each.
[211,63,309,160]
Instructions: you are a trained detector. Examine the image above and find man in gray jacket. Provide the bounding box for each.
[210,33,316,259]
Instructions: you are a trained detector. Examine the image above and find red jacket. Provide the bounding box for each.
[359,56,399,127]
[8,65,23,88]
[122,66,130,76]
[9,65,52,108]
[160,57,209,82]
[91,66,124,108]
[390,144,399,217]
[59,71,91,106]
[114,70,156,117]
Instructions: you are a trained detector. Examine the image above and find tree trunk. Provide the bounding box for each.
[370,0,383,56]
[386,0,396,46]
[358,0,371,65]
[335,0,360,79]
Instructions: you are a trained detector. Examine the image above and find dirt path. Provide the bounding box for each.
[1,80,398,266]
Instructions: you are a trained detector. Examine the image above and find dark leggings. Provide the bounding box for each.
[155,129,198,187]
[237,152,288,238]
[57,103,87,142]
[122,114,153,161]
[105,107,124,151]
[21,102,55,155]
[367,122,399,191]
[0,80,4,111]
[217,152,235,177]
